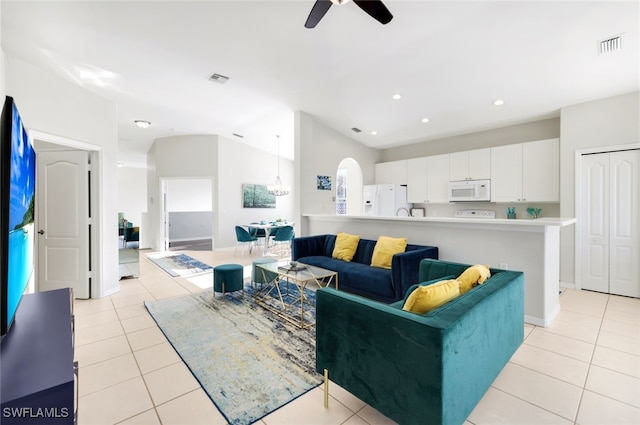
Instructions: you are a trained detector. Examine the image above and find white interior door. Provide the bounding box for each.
[609,150,639,297]
[580,150,639,297]
[37,151,90,298]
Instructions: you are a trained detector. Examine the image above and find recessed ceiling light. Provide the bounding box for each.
[392,93,402,100]
[134,120,151,128]
[493,99,505,106]
[371,131,378,135]
[421,118,430,123]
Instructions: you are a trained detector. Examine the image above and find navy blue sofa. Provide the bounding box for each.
[291,234,438,303]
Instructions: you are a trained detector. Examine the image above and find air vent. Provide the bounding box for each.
[208,73,230,84]
[351,127,362,133]
[599,35,622,55]
[232,133,244,138]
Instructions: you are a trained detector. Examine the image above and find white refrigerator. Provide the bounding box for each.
[363,184,411,216]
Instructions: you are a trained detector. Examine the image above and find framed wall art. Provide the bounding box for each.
[242,184,276,208]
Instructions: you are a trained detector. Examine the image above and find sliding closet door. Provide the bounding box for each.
[580,149,639,297]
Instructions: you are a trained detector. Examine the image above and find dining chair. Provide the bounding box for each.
[123,226,139,248]
[235,226,258,257]
[271,225,294,255]
[248,222,267,246]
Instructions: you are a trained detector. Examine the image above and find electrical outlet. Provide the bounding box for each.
[499,263,508,270]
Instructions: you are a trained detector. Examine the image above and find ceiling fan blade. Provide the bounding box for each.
[353,0,393,25]
[305,0,333,28]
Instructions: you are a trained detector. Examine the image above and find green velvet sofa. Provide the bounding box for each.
[315,259,524,425]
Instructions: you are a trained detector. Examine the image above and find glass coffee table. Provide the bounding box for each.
[254,261,338,329]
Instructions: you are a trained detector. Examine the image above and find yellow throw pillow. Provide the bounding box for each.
[457,265,491,294]
[332,232,360,262]
[402,279,460,314]
[370,236,407,269]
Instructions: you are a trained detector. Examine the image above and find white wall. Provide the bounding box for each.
[166,178,212,243]
[5,56,119,298]
[147,135,218,250]
[118,166,147,227]
[166,179,211,212]
[147,134,294,250]
[217,135,294,248]
[381,118,560,160]
[295,111,380,233]
[559,91,640,286]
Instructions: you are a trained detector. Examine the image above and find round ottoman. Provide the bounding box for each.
[213,264,244,299]
[251,258,278,289]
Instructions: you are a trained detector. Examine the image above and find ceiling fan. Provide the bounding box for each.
[304,0,393,29]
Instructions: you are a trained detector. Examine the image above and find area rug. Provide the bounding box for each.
[146,251,213,277]
[144,284,321,425]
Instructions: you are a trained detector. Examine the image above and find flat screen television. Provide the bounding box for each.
[0,96,36,337]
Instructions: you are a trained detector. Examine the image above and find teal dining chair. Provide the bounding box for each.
[235,226,258,257]
[271,225,294,255]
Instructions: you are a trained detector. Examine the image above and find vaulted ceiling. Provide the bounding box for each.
[2,1,638,164]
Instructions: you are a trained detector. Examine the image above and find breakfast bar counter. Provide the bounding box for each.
[301,214,576,327]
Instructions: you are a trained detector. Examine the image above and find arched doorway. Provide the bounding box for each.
[336,158,363,216]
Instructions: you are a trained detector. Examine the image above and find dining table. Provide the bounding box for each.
[244,222,294,256]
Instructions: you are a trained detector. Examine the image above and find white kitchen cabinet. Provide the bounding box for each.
[407,157,428,203]
[426,154,450,203]
[449,148,491,181]
[406,154,450,203]
[522,139,559,202]
[375,162,390,184]
[491,139,559,202]
[375,160,407,185]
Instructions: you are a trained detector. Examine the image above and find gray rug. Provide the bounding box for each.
[144,286,321,425]
[146,252,213,277]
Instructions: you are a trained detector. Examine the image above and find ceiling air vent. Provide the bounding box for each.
[351,127,362,133]
[599,35,622,55]
[232,133,244,138]
[208,73,230,84]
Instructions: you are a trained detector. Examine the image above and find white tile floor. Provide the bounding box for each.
[77,248,640,425]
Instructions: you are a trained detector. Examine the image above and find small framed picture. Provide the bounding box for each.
[317,175,331,190]
[411,208,425,217]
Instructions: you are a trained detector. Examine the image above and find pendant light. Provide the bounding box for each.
[267,135,290,196]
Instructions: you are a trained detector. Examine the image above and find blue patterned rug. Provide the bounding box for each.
[144,283,321,425]
[146,252,213,277]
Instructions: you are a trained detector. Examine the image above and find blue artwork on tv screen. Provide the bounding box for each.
[5,100,36,334]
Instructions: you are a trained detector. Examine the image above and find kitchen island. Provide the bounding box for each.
[301,214,576,327]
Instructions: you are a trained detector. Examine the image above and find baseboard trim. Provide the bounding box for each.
[525,303,561,328]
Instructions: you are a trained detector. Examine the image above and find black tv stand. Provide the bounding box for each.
[1,288,76,424]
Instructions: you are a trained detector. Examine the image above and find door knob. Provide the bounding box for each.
[38,230,45,235]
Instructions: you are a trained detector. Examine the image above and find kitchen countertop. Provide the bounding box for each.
[303,214,576,228]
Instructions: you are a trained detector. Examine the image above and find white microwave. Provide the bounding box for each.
[449,179,491,202]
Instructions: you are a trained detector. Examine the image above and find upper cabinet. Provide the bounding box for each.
[406,157,428,203]
[375,160,407,185]
[491,138,559,203]
[406,154,450,203]
[449,148,491,181]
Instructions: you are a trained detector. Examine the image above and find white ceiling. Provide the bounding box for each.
[2,1,638,164]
